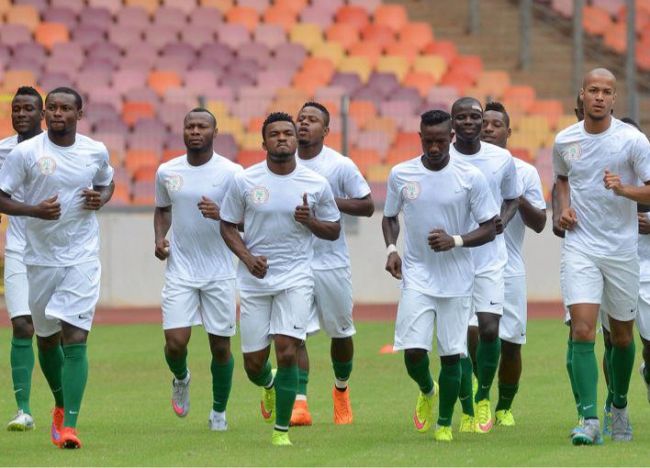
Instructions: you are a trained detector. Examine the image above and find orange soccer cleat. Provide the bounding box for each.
[332,386,353,425]
[290,399,313,426]
[58,427,82,449]
[50,407,64,446]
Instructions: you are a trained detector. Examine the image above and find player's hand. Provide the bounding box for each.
[559,207,578,231]
[81,188,102,210]
[552,217,566,238]
[603,170,626,195]
[428,228,455,252]
[33,195,61,220]
[385,252,402,280]
[197,196,220,220]
[494,216,504,234]
[244,255,268,279]
[155,238,170,260]
[294,193,312,226]
[639,213,650,235]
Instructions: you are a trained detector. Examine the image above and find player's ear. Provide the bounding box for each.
[76,109,83,121]
[213,126,218,139]
[262,139,267,152]
[507,127,512,138]
[323,125,329,137]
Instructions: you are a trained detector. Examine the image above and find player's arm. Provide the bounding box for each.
[154,205,171,260]
[382,215,402,279]
[0,189,60,220]
[220,220,268,278]
[552,175,577,232]
[428,217,497,251]
[497,198,519,233]
[638,204,650,235]
[82,181,114,210]
[604,173,650,204]
[519,196,546,233]
[295,192,341,241]
[335,194,374,217]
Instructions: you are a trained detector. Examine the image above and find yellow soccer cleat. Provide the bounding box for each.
[271,430,292,446]
[433,425,453,442]
[475,399,494,433]
[261,369,277,424]
[495,409,515,426]
[413,382,438,433]
[459,414,478,433]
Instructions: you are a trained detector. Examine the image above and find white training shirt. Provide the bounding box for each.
[220,161,341,292]
[450,141,520,273]
[639,212,650,281]
[298,145,370,270]
[0,134,26,260]
[384,155,499,297]
[0,132,113,266]
[553,118,650,256]
[155,153,243,281]
[504,158,546,278]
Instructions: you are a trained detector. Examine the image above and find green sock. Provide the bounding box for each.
[495,383,519,411]
[611,340,636,409]
[38,344,64,408]
[437,360,461,427]
[459,357,474,416]
[297,368,309,395]
[566,340,581,417]
[332,358,353,384]
[247,360,273,388]
[404,353,433,395]
[211,355,234,412]
[475,337,500,402]
[571,341,598,419]
[274,365,298,430]
[62,344,88,428]
[165,349,188,381]
[604,344,614,409]
[11,338,34,414]
[644,361,650,384]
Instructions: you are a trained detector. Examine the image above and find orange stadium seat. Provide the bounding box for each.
[528,99,564,129]
[374,4,409,33]
[349,148,381,175]
[385,42,419,65]
[398,22,434,52]
[349,100,376,130]
[335,5,370,29]
[6,5,40,31]
[275,0,308,14]
[423,40,458,64]
[293,72,326,95]
[34,23,70,50]
[349,42,383,67]
[509,148,533,164]
[366,164,391,182]
[111,182,131,205]
[237,150,266,168]
[363,116,397,140]
[200,0,234,11]
[227,6,260,32]
[122,102,156,126]
[0,118,13,136]
[603,23,626,54]
[475,70,511,100]
[133,165,158,183]
[326,23,359,51]
[0,0,11,15]
[1,70,37,92]
[148,71,182,96]
[361,24,395,49]
[300,57,336,82]
[503,85,536,114]
[263,5,298,32]
[125,0,159,15]
[248,116,265,133]
[325,132,343,152]
[582,5,612,36]
[125,149,160,174]
[386,143,417,166]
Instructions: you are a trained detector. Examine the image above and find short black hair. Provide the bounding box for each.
[262,112,296,139]
[621,117,641,131]
[576,93,583,108]
[14,86,43,109]
[46,86,83,110]
[420,109,451,127]
[484,101,510,127]
[451,97,483,116]
[186,107,217,126]
[301,101,330,126]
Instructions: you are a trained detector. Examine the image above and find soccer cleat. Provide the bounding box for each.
[290,399,312,426]
[6,410,34,431]
[495,409,515,426]
[58,427,82,449]
[50,407,64,446]
[611,405,633,442]
[413,382,438,433]
[332,386,353,425]
[459,414,478,433]
[261,369,277,424]
[640,362,650,403]
[572,419,603,446]
[271,430,292,446]
[602,405,612,437]
[433,425,453,442]
[569,417,584,438]
[171,370,191,417]
[475,399,494,433]
[208,410,228,431]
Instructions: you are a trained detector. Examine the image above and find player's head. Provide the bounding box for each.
[481,101,511,149]
[183,108,217,153]
[574,93,584,121]
[419,109,453,163]
[45,87,83,135]
[11,86,43,137]
[580,68,616,122]
[262,112,297,161]
[297,102,330,147]
[621,117,642,132]
[451,97,483,143]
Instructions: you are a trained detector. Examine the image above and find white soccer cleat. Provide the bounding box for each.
[7,410,34,431]
[208,410,228,431]
[171,370,191,417]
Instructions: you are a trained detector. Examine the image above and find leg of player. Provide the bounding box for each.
[272,334,301,446]
[495,341,520,426]
[164,327,192,418]
[608,317,635,442]
[565,323,583,434]
[290,342,312,426]
[208,334,233,431]
[7,316,35,431]
[243,346,275,423]
[458,355,477,432]
[640,336,650,403]
[404,349,437,433]
[434,354,461,442]
[331,337,353,424]
[601,327,614,436]
[467,326,479,378]
[474,311,501,432]
[36,333,65,446]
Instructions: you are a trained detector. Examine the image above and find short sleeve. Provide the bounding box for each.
[314,182,341,222]
[523,166,547,210]
[631,133,650,183]
[341,158,371,199]
[383,168,402,217]
[553,141,569,178]
[470,171,499,224]
[219,173,246,224]
[500,155,521,200]
[0,147,27,197]
[155,167,171,207]
[92,145,114,186]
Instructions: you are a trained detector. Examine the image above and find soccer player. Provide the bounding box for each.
[0,86,114,448]
[553,68,650,445]
[449,97,520,433]
[154,108,242,431]
[291,102,374,426]
[480,102,547,426]
[219,112,340,446]
[383,109,498,441]
[1,87,44,431]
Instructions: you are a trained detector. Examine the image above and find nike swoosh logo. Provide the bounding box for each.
[489,301,500,305]
[583,404,594,410]
[413,412,426,430]
[293,325,303,330]
[260,401,273,419]
[68,411,78,415]
[14,389,21,394]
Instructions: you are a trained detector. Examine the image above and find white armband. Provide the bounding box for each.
[386,244,398,256]
[452,235,464,248]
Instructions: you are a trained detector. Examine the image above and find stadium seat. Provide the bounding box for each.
[43,7,78,29]
[263,4,298,32]
[189,7,224,33]
[115,6,150,29]
[376,56,409,82]
[503,85,536,114]
[0,24,33,47]
[326,23,359,51]
[124,0,159,15]
[374,4,409,33]
[237,149,266,167]
[122,101,156,126]
[88,0,128,14]
[361,24,395,49]
[349,147,381,175]
[335,5,370,29]
[366,163,391,183]
[253,24,287,48]
[349,42,383,67]
[200,0,234,12]
[348,100,376,130]
[125,149,160,174]
[412,55,447,81]
[582,5,612,36]
[289,23,324,51]
[311,42,345,67]
[423,40,458,64]
[227,6,260,32]
[398,22,434,52]
[6,5,40,31]
[347,0,382,12]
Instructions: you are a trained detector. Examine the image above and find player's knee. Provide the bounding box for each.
[440,354,460,366]
[404,348,427,365]
[500,341,520,360]
[165,338,188,357]
[479,326,499,342]
[210,342,231,362]
[12,317,34,339]
[571,321,595,342]
[610,331,633,348]
[243,356,264,379]
[36,332,61,351]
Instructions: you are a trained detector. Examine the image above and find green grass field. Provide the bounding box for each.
[1,320,650,466]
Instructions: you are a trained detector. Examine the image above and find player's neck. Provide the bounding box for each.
[267,156,296,175]
[47,128,75,147]
[17,128,42,143]
[186,148,213,166]
[453,138,481,155]
[583,114,612,135]
[421,153,450,171]
[297,141,323,160]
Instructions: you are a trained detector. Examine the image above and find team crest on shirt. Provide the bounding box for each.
[402,181,421,200]
[562,143,582,163]
[165,174,183,192]
[250,186,269,204]
[37,156,56,175]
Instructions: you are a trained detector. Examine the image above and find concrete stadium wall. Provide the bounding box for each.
[97,210,562,307]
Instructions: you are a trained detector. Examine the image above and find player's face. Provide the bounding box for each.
[452,104,483,142]
[11,95,42,136]
[296,106,329,146]
[481,110,510,148]
[45,93,81,134]
[183,113,215,152]
[419,122,452,163]
[581,76,615,121]
[263,121,297,160]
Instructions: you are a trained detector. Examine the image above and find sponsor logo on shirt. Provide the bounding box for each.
[165,174,183,192]
[250,186,269,204]
[402,181,421,200]
[37,156,56,175]
[562,143,582,163]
